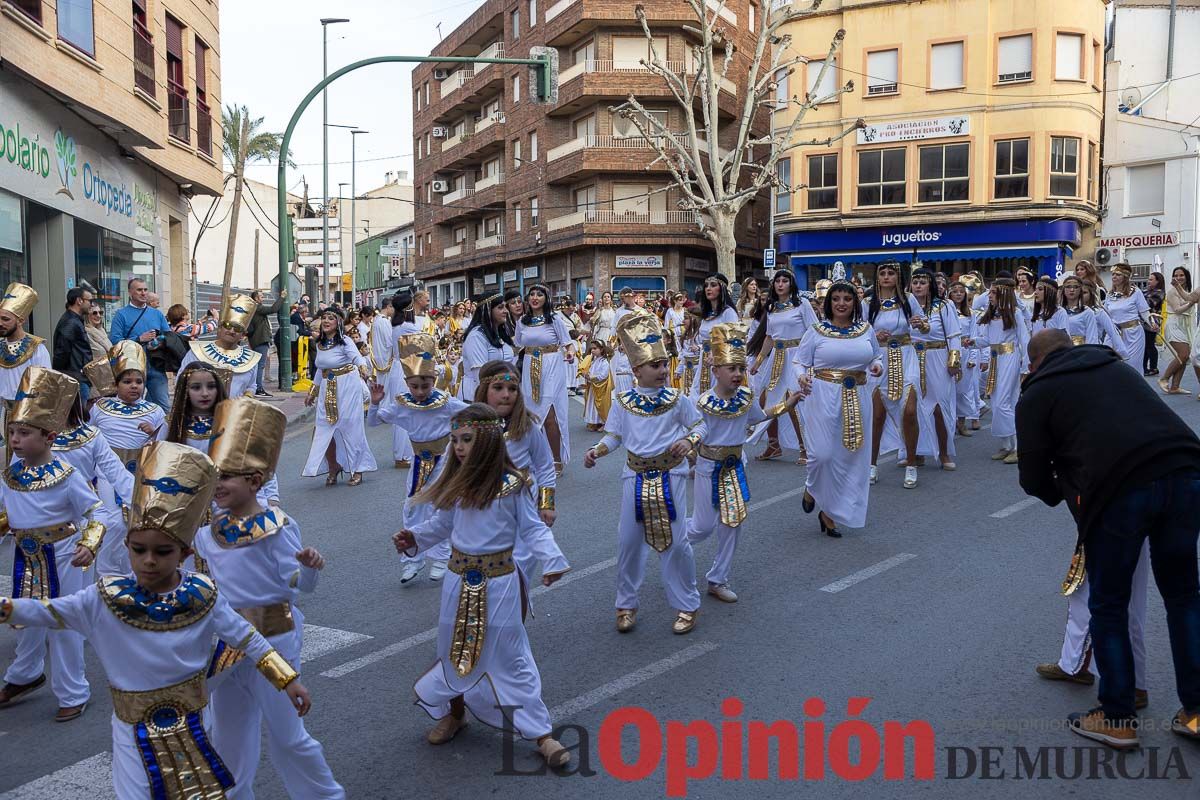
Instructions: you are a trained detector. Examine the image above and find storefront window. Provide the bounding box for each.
[74,219,154,330]
[0,189,26,291]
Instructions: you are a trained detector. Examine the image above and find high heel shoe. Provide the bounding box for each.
[348,472,363,486]
[819,512,842,538]
[802,491,815,514]
[325,469,342,486]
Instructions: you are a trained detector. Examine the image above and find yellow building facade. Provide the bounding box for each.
[773,0,1106,284]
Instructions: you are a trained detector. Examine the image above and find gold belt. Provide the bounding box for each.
[321,363,357,424]
[11,521,79,601]
[237,602,295,638]
[447,546,515,678]
[10,521,77,545]
[884,335,912,401]
[626,450,686,473]
[627,450,684,552]
[983,343,1015,399]
[767,338,802,391]
[110,671,207,725]
[699,445,750,527]
[112,446,143,473]
[698,444,743,462]
[1117,318,1142,330]
[991,343,1015,355]
[411,434,450,456]
[526,345,560,405]
[913,340,947,395]
[410,435,450,496]
[322,363,356,379]
[683,357,697,391]
[812,369,866,451]
[1071,335,1086,346]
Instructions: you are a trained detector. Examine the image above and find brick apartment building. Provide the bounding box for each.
[411,0,769,305]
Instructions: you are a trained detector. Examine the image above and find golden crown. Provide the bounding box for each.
[0,282,38,321]
[10,367,78,433]
[397,333,439,380]
[220,293,258,333]
[209,396,286,480]
[616,309,669,368]
[128,442,217,547]
[708,321,750,368]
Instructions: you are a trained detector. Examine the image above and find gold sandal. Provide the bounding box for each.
[325,469,342,486]
[755,441,782,461]
[348,472,363,486]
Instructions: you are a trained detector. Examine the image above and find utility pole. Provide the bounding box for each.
[351,129,369,310]
[320,17,350,305]
[253,228,260,290]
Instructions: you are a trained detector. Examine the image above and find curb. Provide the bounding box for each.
[286,404,315,429]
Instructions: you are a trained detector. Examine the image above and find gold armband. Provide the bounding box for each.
[256,649,299,690]
[764,401,790,420]
[0,511,7,536]
[684,430,703,448]
[78,520,106,556]
[0,597,11,624]
[947,351,962,369]
[592,443,610,458]
[538,487,555,511]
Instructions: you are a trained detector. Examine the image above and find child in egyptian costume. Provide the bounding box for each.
[584,310,705,636]
[0,283,51,457]
[192,397,343,798]
[368,333,468,583]
[686,322,800,604]
[582,339,613,431]
[0,440,312,800]
[0,368,104,722]
[178,294,262,399]
[392,403,571,768]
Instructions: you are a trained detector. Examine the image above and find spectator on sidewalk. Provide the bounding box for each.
[167,303,218,340]
[1017,328,1200,750]
[109,277,171,409]
[52,287,94,398]
[247,289,287,397]
[85,301,112,361]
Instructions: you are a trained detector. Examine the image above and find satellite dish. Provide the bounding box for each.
[1121,87,1142,109]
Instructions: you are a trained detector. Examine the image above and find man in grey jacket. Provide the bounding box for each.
[247,289,287,396]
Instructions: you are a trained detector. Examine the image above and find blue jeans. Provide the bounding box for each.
[253,343,271,392]
[145,367,170,411]
[1087,469,1200,720]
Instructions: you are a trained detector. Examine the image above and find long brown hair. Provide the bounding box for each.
[981,279,1018,330]
[166,363,229,444]
[416,403,519,510]
[473,360,536,440]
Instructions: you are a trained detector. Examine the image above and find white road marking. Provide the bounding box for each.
[0,752,115,800]
[299,624,373,664]
[990,497,1041,519]
[549,641,719,720]
[747,487,806,512]
[819,553,917,594]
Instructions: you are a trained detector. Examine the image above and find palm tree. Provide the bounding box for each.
[221,105,288,292]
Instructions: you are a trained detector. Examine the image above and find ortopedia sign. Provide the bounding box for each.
[858,116,969,145]
[1098,233,1179,249]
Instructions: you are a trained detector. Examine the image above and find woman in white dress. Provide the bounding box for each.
[589,292,617,346]
[460,294,515,401]
[736,277,761,320]
[1030,276,1069,334]
[1157,266,1200,394]
[691,274,739,396]
[1103,263,1154,371]
[865,260,921,489]
[302,308,377,486]
[795,281,883,538]
[1060,276,1099,346]
[747,269,816,463]
[1082,280,1129,359]
[907,268,962,474]
[513,284,573,469]
[1015,266,1037,327]
[974,276,1029,464]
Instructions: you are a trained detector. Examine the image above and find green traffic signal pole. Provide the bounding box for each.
[276,53,554,389]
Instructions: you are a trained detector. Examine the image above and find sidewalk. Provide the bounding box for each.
[253,369,314,429]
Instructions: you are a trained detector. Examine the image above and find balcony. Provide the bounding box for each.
[476,233,504,250]
[444,244,464,257]
[474,112,504,133]
[475,171,504,192]
[442,129,470,151]
[551,61,740,118]
[442,185,472,204]
[133,24,155,97]
[548,134,669,162]
[196,101,213,157]
[545,0,580,22]
[473,42,505,74]
[168,81,190,143]
[547,208,693,232]
[440,69,474,97]
[559,58,688,85]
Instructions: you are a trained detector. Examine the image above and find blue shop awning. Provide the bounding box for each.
[789,253,912,267]
[916,246,1063,263]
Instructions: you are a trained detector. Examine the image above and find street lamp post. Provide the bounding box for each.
[320,17,349,307]
[337,181,349,305]
[350,129,369,310]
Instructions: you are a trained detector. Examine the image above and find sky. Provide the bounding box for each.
[219,0,480,221]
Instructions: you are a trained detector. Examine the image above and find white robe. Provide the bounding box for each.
[460,327,515,402]
[749,301,817,452]
[690,308,740,395]
[909,297,961,460]
[301,339,377,476]
[514,312,573,464]
[974,317,1029,439]
[1103,291,1150,370]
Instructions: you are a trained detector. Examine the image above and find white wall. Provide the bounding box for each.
[1111,5,1200,126]
[191,178,303,289]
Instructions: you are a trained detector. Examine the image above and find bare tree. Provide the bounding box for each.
[611,0,862,279]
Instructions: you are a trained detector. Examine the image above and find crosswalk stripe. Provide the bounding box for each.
[819,553,918,593]
[300,624,372,663]
[990,497,1041,518]
[0,753,114,800]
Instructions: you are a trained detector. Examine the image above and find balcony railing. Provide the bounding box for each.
[547,209,692,231]
[440,69,474,97]
[133,24,155,96]
[444,244,464,257]
[442,129,470,150]
[443,185,472,204]
[559,58,688,83]
[474,112,504,133]
[474,172,504,192]
[196,101,212,157]
[474,42,505,74]
[168,81,190,143]
[476,233,504,250]
[545,0,580,23]
[547,134,683,162]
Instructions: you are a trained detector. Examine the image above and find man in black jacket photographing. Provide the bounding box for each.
[1017,328,1200,749]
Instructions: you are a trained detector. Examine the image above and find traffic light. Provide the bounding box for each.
[529,46,558,104]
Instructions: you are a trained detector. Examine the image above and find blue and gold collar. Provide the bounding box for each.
[5,458,73,491]
[618,387,679,416]
[53,423,99,451]
[698,386,754,418]
[396,390,449,410]
[99,573,217,631]
[212,508,288,549]
[96,397,157,418]
[815,320,870,339]
[186,415,214,440]
[0,334,43,368]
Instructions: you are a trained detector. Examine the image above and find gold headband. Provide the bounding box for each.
[1112,263,1133,277]
[994,278,1017,288]
[481,372,519,385]
[451,418,504,431]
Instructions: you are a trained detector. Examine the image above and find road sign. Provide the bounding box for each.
[764,248,776,269]
[379,244,401,257]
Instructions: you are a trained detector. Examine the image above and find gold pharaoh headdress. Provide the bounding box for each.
[397,333,439,380]
[0,282,38,321]
[708,322,749,368]
[960,274,984,296]
[209,396,286,481]
[616,309,670,368]
[10,367,78,432]
[108,340,146,377]
[220,294,258,334]
[128,442,216,547]
[814,279,833,303]
[84,357,118,397]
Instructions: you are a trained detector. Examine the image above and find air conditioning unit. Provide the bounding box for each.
[431,180,450,193]
[492,112,507,124]
[1095,246,1123,267]
[431,126,448,138]
[433,68,450,80]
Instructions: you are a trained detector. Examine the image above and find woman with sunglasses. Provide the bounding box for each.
[866,260,921,489]
[85,302,113,361]
[690,274,739,396]
[514,284,575,471]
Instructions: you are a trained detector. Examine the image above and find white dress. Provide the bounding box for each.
[954,308,981,421]
[0,334,51,401]
[584,357,610,424]
[301,338,377,477]
[750,300,818,452]
[1093,306,1131,361]
[1031,307,1069,334]
[460,327,514,402]
[590,306,617,344]
[514,313,573,464]
[1064,306,1099,345]
[974,316,1029,439]
[909,296,962,459]
[407,473,568,740]
[793,321,882,529]
[864,298,918,457]
[382,321,421,463]
[1103,291,1150,369]
[690,307,740,395]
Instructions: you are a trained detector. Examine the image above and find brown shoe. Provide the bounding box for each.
[672,610,698,635]
[1035,662,1095,685]
[0,675,46,706]
[616,608,637,633]
[427,713,467,744]
[1068,707,1139,750]
[1171,708,1200,739]
[538,736,570,768]
[1135,689,1149,710]
[1003,450,1019,465]
[55,702,87,723]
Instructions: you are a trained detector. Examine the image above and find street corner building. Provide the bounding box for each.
[0,0,223,334]
[771,0,1105,287]
[410,0,769,306]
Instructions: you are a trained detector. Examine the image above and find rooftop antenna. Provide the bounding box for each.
[435,22,443,40]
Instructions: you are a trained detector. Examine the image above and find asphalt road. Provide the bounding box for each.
[3,380,1200,798]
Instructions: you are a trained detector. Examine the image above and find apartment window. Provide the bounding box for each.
[166,16,189,143]
[1054,32,1084,81]
[573,40,596,69]
[613,109,667,138]
[997,34,1033,83]
[918,143,969,203]
[482,97,502,119]
[857,148,906,206]
[994,138,1030,198]
[482,216,502,238]
[774,68,789,110]
[866,49,899,96]
[575,185,597,214]
[528,0,537,24]
[426,233,432,252]
[512,75,521,103]
[1092,39,1102,87]
[425,82,430,105]
[1049,136,1080,197]
[418,236,423,256]
[195,38,212,157]
[530,197,539,227]
[807,154,838,210]
[10,1,41,23]
[511,8,520,36]
[133,1,155,96]
[807,57,838,102]
[749,3,756,31]
[613,37,651,70]
[573,114,596,140]
[481,157,501,181]
[512,139,521,170]
[514,202,523,233]
[426,133,432,154]
[1087,141,1098,203]
[614,183,667,217]
[775,159,792,214]
[414,88,421,111]
[1127,163,1166,216]
[427,183,432,202]
[58,0,95,56]
[929,41,964,90]
[529,131,538,161]
[416,137,422,160]
[453,226,466,244]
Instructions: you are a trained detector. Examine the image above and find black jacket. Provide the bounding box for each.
[1016,344,1200,539]
[247,294,285,348]
[52,309,92,384]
